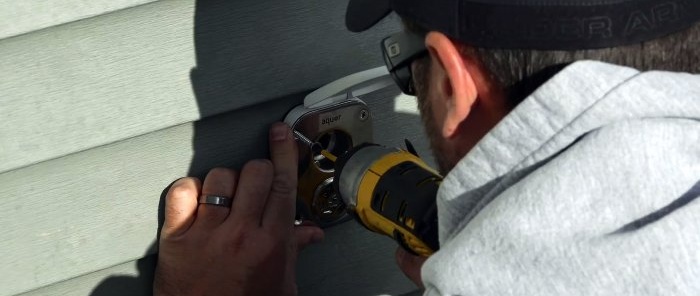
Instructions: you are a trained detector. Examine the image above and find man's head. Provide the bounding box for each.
[348,0,700,174]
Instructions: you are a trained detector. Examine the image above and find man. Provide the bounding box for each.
[154,0,700,295]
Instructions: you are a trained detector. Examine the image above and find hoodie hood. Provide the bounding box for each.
[422,60,700,295]
[437,60,700,243]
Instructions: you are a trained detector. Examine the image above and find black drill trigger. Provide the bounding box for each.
[404,139,419,157]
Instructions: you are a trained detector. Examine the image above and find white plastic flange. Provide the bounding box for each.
[303,66,392,108]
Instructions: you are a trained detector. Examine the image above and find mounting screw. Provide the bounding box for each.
[359,109,369,121]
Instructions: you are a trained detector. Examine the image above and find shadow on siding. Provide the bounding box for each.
[89,0,422,294]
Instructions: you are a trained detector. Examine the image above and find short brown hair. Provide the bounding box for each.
[405,20,700,105]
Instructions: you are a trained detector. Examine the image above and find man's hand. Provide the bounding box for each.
[396,248,428,289]
[154,123,324,296]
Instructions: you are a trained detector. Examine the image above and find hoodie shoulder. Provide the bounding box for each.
[423,118,700,296]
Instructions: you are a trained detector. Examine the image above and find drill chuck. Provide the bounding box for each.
[334,144,442,256]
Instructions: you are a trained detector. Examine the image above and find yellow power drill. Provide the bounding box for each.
[330,143,442,257]
[294,130,441,256]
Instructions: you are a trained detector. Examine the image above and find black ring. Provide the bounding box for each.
[198,195,233,208]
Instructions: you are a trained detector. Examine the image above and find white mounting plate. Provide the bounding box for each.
[303,66,392,108]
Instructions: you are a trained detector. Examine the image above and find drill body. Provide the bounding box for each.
[334,144,441,256]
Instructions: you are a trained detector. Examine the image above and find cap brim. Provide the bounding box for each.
[345,0,392,32]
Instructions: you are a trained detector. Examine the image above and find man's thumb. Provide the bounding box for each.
[395,248,427,288]
[294,225,324,251]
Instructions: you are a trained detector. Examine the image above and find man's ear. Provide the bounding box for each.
[425,32,478,139]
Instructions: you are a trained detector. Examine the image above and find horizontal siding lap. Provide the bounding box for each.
[0,0,158,40]
[2,86,426,296]
[0,0,398,174]
[0,0,414,295]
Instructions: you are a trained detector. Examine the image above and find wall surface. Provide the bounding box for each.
[1,1,429,295]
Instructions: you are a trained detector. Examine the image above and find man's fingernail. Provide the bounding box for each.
[172,178,186,186]
[271,123,288,141]
[171,177,192,189]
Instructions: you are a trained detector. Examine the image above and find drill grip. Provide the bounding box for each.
[370,160,440,255]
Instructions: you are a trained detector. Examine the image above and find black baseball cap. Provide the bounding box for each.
[346,0,700,50]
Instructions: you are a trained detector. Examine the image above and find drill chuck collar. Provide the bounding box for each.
[333,143,378,210]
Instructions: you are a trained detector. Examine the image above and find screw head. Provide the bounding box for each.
[359,109,369,121]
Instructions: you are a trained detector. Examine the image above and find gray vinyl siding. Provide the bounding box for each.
[0,0,157,40]
[1,1,426,295]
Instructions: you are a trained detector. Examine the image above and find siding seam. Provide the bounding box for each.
[0,0,161,41]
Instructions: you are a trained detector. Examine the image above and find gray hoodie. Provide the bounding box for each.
[421,61,700,295]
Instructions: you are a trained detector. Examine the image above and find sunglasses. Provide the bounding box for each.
[381,31,427,96]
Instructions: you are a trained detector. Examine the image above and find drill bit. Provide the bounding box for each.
[320,150,337,162]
